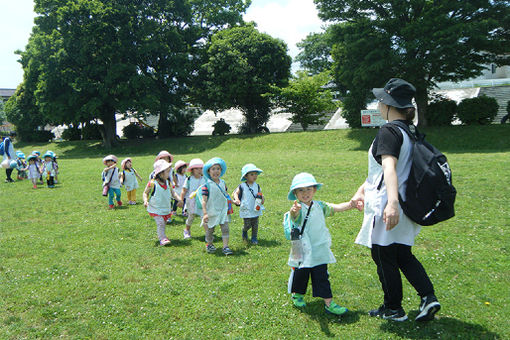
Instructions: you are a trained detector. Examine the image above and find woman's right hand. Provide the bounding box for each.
[203,213,209,224]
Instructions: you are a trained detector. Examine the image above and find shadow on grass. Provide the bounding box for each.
[240,239,281,248]
[298,300,362,337]
[379,315,500,339]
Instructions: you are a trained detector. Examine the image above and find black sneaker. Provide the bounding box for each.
[382,307,408,321]
[369,304,387,317]
[415,295,441,321]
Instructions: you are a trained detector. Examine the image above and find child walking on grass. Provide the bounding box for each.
[283,172,356,316]
[144,160,183,246]
[102,155,122,209]
[180,158,205,239]
[172,160,188,216]
[120,158,143,205]
[201,157,233,255]
[26,154,41,189]
[42,151,57,188]
[233,163,264,245]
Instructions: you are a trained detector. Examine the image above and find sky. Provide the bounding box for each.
[0,0,324,89]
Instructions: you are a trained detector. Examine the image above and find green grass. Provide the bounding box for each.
[1,125,509,339]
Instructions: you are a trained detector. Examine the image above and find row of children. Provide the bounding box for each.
[101,152,264,256]
[3,150,59,188]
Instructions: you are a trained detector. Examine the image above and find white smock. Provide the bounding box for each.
[184,175,206,215]
[200,179,231,228]
[123,169,139,191]
[102,168,121,189]
[174,173,186,196]
[355,126,421,248]
[283,200,336,268]
[147,180,171,216]
[239,182,263,219]
[27,164,39,179]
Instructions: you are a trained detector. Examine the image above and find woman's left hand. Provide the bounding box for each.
[383,200,399,230]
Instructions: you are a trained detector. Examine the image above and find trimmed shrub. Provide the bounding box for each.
[82,123,103,140]
[140,126,155,139]
[122,123,142,140]
[17,130,54,142]
[212,118,231,136]
[457,95,499,125]
[62,126,82,141]
[426,94,457,126]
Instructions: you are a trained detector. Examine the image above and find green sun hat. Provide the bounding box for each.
[240,163,263,181]
[287,172,323,200]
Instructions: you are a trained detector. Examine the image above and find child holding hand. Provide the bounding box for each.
[180,158,206,239]
[120,158,143,205]
[102,155,122,209]
[233,163,264,244]
[201,157,233,255]
[283,172,356,316]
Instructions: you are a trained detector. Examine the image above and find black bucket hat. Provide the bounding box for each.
[372,78,416,108]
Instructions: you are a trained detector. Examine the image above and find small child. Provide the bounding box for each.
[233,163,264,244]
[102,155,122,209]
[172,160,188,216]
[42,151,57,188]
[15,151,28,180]
[26,154,41,189]
[32,151,44,184]
[283,172,356,316]
[201,157,233,255]
[180,158,206,239]
[120,158,143,205]
[149,151,176,223]
[143,160,183,246]
[52,153,59,183]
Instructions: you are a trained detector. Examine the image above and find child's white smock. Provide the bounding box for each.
[239,182,263,218]
[184,175,206,215]
[103,168,121,189]
[283,200,336,269]
[355,126,421,248]
[123,169,139,191]
[147,180,171,216]
[201,179,231,228]
[43,161,56,177]
[174,173,187,195]
[27,164,39,179]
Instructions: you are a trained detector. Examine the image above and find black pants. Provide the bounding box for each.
[47,176,54,187]
[371,243,434,310]
[290,264,332,299]
[6,168,13,181]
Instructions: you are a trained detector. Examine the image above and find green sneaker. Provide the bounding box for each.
[325,301,348,315]
[291,293,306,308]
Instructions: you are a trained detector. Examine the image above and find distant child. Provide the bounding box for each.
[201,157,233,255]
[26,154,41,189]
[15,151,27,180]
[32,151,44,184]
[42,151,57,188]
[180,158,206,239]
[52,153,59,183]
[233,163,264,244]
[120,158,143,205]
[102,155,122,209]
[283,172,356,316]
[172,160,188,216]
[143,159,183,246]
[149,151,176,223]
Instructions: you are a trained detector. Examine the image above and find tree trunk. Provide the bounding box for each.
[157,110,172,138]
[415,86,429,127]
[100,108,117,149]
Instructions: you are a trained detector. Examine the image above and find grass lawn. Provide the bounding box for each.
[1,125,509,339]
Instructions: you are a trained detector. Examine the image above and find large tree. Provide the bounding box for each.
[15,0,250,147]
[314,0,510,126]
[193,24,291,133]
[295,31,333,76]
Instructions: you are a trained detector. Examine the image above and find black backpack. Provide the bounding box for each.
[389,120,456,226]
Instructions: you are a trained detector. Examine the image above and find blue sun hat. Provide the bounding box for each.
[16,151,25,159]
[32,151,41,156]
[27,154,37,162]
[43,151,53,159]
[287,172,323,200]
[203,157,227,181]
[240,163,263,181]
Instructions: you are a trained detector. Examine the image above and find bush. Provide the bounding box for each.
[17,129,54,142]
[61,126,82,141]
[426,94,457,126]
[82,123,103,140]
[340,90,370,128]
[122,123,143,140]
[140,126,155,139]
[457,95,499,125]
[212,118,231,136]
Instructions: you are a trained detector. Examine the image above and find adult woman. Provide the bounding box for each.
[351,78,440,322]
[1,134,16,182]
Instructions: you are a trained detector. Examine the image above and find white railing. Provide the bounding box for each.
[436,78,510,90]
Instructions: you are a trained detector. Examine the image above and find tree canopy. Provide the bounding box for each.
[193,24,291,133]
[313,0,510,126]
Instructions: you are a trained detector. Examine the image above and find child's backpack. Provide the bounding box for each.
[388,121,456,226]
